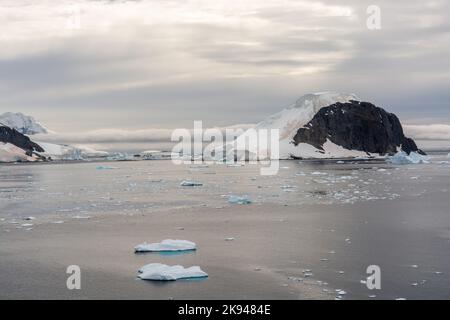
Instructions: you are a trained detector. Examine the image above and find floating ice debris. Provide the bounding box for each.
[337,290,347,295]
[311,171,327,175]
[176,227,185,230]
[228,195,252,205]
[72,215,91,219]
[52,220,64,224]
[368,295,377,298]
[23,216,35,221]
[338,271,345,275]
[336,161,345,164]
[96,165,117,170]
[411,264,419,268]
[411,282,419,286]
[21,223,33,227]
[395,298,407,301]
[225,237,235,241]
[138,263,208,281]
[134,239,196,252]
[180,180,203,187]
[434,271,443,275]
[387,151,429,165]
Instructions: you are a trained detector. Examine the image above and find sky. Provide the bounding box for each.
[0,0,449,147]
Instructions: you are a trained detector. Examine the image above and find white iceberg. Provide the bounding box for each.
[180,180,203,187]
[228,195,252,204]
[134,239,196,252]
[138,263,208,281]
[387,151,429,165]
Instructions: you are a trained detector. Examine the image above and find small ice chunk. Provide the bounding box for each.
[96,165,116,170]
[134,239,196,252]
[311,171,327,175]
[225,237,235,241]
[21,223,33,227]
[138,263,208,281]
[24,216,35,221]
[180,180,203,187]
[228,195,252,204]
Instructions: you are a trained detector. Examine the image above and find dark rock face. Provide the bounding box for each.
[0,126,45,156]
[293,100,424,156]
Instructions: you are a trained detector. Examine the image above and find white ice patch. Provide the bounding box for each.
[134,239,196,252]
[138,263,208,281]
[387,151,430,165]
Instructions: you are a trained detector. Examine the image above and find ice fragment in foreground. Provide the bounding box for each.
[134,239,196,252]
[138,263,208,281]
[228,195,252,205]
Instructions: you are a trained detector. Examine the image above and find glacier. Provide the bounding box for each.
[387,151,430,165]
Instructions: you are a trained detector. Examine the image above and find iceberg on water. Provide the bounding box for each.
[228,195,252,204]
[387,151,430,165]
[180,180,203,187]
[134,239,196,252]
[138,263,208,281]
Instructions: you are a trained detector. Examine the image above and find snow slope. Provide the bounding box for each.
[0,112,48,135]
[228,92,363,160]
[0,142,38,162]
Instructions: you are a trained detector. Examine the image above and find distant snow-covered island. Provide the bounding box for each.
[0,93,428,164]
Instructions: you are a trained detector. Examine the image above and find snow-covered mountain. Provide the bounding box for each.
[0,112,108,162]
[228,92,422,160]
[0,125,45,162]
[0,112,48,135]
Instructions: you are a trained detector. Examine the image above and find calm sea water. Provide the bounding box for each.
[1,155,450,299]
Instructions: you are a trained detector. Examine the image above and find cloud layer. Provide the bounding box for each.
[0,0,449,132]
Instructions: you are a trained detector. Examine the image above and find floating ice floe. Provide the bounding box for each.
[134,239,196,252]
[138,263,208,281]
[96,165,117,170]
[228,195,252,204]
[180,180,203,187]
[387,151,429,165]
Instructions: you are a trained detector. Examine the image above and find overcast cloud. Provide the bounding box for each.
[0,0,449,146]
